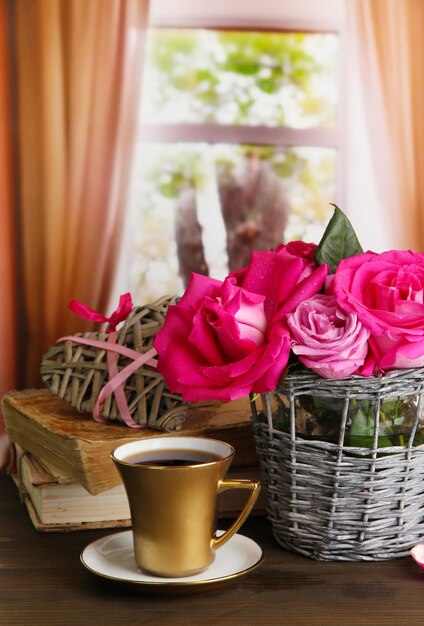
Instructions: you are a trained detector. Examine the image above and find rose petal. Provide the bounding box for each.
[410,544,424,569]
[190,304,228,365]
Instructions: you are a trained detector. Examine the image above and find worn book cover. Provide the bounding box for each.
[11,445,266,532]
[2,389,260,495]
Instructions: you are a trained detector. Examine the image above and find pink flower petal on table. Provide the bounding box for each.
[410,544,424,568]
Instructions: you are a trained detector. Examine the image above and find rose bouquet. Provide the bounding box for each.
[153,206,424,446]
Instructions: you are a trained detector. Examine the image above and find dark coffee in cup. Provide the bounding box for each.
[124,449,221,467]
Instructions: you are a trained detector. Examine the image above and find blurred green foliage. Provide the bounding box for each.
[144,29,338,127]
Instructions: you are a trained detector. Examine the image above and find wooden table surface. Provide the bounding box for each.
[1,474,424,626]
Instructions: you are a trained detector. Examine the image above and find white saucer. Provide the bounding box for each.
[81,530,263,593]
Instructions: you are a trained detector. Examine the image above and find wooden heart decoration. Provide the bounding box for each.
[40,296,188,431]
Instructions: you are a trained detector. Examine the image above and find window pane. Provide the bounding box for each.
[126,143,336,303]
[142,29,339,128]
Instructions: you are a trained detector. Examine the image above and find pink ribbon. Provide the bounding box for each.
[58,334,158,427]
[68,292,133,333]
[60,294,158,428]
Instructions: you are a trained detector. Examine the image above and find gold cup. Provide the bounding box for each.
[111,436,261,577]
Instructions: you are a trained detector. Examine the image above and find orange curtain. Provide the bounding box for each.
[346,0,424,251]
[8,0,149,388]
[0,0,149,471]
[0,0,17,455]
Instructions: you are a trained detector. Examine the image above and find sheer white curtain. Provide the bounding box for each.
[345,0,424,252]
[342,20,394,252]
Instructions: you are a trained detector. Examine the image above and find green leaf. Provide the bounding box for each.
[315,204,363,272]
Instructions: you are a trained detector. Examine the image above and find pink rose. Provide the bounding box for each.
[230,241,327,320]
[154,243,328,401]
[153,274,290,401]
[287,294,370,378]
[331,250,424,371]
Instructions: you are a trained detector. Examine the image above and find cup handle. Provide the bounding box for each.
[211,479,261,551]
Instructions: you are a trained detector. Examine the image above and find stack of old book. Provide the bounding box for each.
[2,389,265,532]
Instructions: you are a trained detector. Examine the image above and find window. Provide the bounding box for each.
[115,6,342,305]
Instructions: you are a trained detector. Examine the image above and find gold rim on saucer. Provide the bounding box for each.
[80,530,263,594]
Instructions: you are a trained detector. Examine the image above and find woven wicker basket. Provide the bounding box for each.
[41,296,187,431]
[250,366,424,561]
